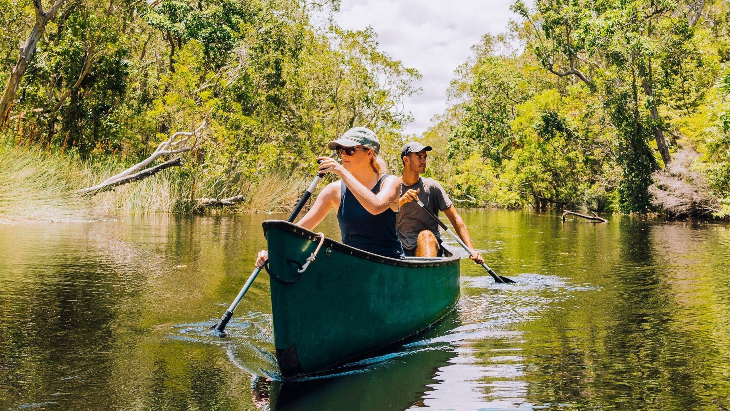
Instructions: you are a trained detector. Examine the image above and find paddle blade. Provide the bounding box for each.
[483,264,516,284]
[210,310,233,337]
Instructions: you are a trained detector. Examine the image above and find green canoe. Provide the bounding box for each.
[262,220,461,378]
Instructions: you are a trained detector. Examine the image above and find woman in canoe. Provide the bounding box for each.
[256,127,405,266]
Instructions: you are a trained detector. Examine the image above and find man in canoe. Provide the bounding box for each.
[397,142,484,264]
[256,127,404,267]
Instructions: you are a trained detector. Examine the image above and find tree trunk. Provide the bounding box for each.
[641,78,671,167]
[0,0,67,127]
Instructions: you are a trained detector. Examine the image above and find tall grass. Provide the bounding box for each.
[0,145,89,222]
[0,143,317,221]
[232,173,312,213]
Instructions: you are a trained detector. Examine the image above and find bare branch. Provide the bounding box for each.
[78,157,183,195]
[78,121,206,194]
[100,121,206,185]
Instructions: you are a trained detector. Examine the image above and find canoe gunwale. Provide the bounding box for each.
[262,220,460,268]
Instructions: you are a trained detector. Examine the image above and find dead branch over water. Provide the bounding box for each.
[78,121,206,195]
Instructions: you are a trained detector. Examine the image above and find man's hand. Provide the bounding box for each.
[399,188,420,208]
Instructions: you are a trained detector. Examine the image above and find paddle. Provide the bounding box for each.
[211,169,326,335]
[415,200,515,284]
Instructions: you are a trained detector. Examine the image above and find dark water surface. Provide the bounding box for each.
[1,211,729,410]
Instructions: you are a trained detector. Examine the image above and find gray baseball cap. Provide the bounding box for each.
[401,141,432,158]
[328,127,380,154]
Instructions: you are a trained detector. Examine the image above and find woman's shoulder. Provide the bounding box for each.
[380,174,402,186]
[322,180,342,195]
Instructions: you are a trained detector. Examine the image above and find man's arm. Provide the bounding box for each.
[442,205,485,264]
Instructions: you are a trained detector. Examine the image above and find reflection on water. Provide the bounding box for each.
[1,211,730,410]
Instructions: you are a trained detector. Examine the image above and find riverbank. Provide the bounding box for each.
[0,146,314,223]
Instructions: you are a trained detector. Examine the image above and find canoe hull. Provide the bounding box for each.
[263,220,461,378]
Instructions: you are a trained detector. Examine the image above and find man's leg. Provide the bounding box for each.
[415,230,439,257]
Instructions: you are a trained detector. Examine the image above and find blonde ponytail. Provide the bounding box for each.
[370,153,388,176]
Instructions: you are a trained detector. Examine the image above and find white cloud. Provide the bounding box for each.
[334,0,517,136]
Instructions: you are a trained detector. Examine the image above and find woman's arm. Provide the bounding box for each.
[317,156,399,214]
[340,173,400,214]
[296,181,340,230]
[255,181,340,268]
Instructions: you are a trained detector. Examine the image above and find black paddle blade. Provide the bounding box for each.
[209,310,233,337]
[485,265,516,284]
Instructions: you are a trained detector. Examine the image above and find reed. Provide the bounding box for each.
[231,172,311,213]
[0,145,88,222]
[0,143,316,219]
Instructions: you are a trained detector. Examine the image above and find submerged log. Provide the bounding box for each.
[562,210,607,223]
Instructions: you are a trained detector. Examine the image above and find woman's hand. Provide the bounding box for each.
[255,250,268,268]
[316,156,345,177]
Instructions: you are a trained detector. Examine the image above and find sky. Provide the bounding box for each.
[333,0,518,136]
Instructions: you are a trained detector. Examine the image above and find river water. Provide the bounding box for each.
[1,210,729,410]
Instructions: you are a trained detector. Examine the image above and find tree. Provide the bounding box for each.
[512,0,720,212]
[0,0,67,126]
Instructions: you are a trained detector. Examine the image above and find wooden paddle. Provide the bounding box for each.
[415,200,515,284]
[211,169,325,335]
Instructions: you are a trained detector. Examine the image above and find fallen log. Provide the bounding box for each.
[78,157,182,195]
[562,210,607,223]
[196,195,246,207]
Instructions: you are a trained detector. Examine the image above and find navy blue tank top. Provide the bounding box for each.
[337,175,405,259]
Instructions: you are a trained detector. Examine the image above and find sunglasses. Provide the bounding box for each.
[336,146,368,157]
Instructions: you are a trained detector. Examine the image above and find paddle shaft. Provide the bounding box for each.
[213,172,325,333]
[415,200,512,284]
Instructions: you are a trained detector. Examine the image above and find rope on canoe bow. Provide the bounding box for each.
[265,232,326,284]
[297,232,326,273]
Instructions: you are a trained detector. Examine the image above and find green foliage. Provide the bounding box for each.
[0,0,419,211]
[491,0,726,213]
[4,0,730,215]
[429,32,618,212]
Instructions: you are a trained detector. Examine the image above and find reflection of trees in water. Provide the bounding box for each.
[0,216,255,409]
[143,348,249,410]
[0,222,154,409]
[521,219,730,409]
